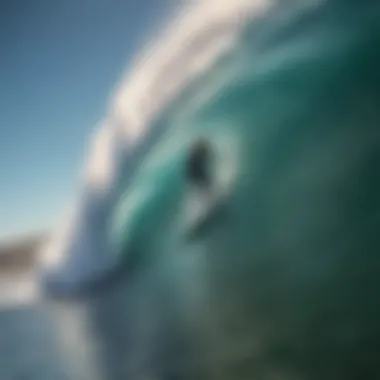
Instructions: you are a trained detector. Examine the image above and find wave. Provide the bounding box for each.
[38,1,274,294]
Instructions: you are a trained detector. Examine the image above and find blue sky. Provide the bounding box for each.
[0,0,174,240]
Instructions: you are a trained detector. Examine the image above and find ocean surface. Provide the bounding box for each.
[0,272,99,380]
[0,270,151,380]
[0,299,107,380]
[0,304,65,380]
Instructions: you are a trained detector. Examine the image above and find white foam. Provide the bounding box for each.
[0,272,40,308]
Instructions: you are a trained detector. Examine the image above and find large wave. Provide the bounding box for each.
[38,0,274,294]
